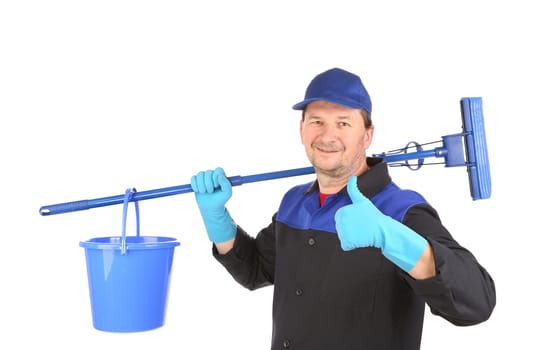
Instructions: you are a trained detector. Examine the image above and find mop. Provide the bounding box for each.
[39,97,491,217]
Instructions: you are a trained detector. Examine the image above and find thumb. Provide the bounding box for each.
[346,176,365,204]
[214,167,232,193]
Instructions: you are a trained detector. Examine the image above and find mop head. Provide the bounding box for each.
[461,97,491,200]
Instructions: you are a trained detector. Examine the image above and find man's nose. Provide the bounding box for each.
[319,123,339,139]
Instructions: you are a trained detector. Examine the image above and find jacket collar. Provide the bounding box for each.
[304,157,391,199]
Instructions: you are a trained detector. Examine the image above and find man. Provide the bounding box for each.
[190,68,496,349]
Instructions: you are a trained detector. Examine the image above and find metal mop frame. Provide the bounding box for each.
[372,97,491,201]
[39,97,491,217]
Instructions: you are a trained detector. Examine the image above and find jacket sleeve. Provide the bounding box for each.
[212,214,277,291]
[402,204,496,326]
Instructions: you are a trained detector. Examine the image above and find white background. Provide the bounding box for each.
[1,1,531,349]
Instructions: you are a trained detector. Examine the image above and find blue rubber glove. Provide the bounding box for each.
[334,176,428,272]
[191,167,237,243]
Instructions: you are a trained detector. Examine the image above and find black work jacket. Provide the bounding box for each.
[214,158,496,350]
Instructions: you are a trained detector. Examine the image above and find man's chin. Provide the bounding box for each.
[313,163,343,176]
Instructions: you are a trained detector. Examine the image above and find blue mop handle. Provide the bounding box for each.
[39,166,316,216]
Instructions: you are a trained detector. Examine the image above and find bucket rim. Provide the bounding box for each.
[80,236,180,250]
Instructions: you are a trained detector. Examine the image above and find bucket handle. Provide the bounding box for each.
[121,188,140,255]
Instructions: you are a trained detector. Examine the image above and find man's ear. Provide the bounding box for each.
[364,125,374,149]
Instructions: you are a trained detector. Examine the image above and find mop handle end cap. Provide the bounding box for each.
[39,200,90,216]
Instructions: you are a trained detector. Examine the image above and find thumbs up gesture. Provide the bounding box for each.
[334,176,428,272]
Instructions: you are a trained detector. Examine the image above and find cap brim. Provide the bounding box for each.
[292,98,319,110]
[292,97,368,111]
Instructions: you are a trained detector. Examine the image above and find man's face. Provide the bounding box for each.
[300,100,373,178]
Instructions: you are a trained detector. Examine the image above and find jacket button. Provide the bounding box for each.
[307,237,316,246]
[283,339,291,348]
[295,288,303,296]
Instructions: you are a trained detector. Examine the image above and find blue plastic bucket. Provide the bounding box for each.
[80,188,180,332]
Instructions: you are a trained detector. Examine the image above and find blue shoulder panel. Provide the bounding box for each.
[277,182,428,234]
[371,182,428,222]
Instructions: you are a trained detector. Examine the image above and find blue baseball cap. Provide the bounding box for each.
[292,68,372,113]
